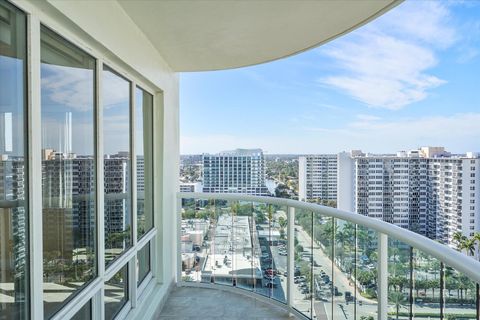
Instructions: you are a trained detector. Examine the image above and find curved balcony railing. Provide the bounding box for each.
[177,192,480,320]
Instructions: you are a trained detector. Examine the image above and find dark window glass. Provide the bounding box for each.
[105,265,128,320]
[71,300,91,320]
[0,1,28,319]
[137,242,151,286]
[103,66,131,266]
[135,88,153,239]
[40,26,96,318]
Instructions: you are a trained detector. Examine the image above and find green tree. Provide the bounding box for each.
[389,291,407,320]
[295,244,304,254]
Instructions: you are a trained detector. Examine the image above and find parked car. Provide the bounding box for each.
[345,291,353,302]
[264,268,277,276]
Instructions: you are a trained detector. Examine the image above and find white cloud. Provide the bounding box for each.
[41,64,94,112]
[318,1,456,110]
[103,70,131,109]
[355,114,381,122]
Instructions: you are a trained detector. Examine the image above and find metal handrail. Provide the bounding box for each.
[178,192,480,285]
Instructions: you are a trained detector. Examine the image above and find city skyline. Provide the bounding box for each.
[180,1,480,155]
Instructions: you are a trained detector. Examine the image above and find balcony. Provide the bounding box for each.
[1,0,479,319]
[158,286,291,319]
[176,192,480,320]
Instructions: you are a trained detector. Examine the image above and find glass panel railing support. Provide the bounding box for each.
[176,193,480,320]
[378,232,388,320]
[409,246,414,318]
[440,262,444,319]
[477,283,480,318]
[287,206,295,311]
[176,197,182,282]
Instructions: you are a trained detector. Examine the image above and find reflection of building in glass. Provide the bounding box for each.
[0,155,27,306]
[40,150,148,254]
[136,156,144,192]
[202,149,271,196]
[63,112,72,155]
[136,156,145,222]
[104,152,130,241]
[0,112,13,153]
[42,151,81,260]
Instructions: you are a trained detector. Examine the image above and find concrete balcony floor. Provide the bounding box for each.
[158,286,293,319]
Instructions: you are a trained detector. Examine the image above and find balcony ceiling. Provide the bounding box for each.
[117,0,402,72]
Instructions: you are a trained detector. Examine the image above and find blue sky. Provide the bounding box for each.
[180,1,480,155]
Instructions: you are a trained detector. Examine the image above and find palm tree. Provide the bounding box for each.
[473,232,480,259]
[230,201,239,216]
[389,291,407,320]
[459,238,476,257]
[452,231,465,249]
[278,216,287,229]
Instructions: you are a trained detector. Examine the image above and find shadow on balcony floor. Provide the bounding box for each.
[157,286,293,319]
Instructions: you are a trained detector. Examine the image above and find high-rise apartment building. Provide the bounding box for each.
[0,155,27,298]
[202,149,270,196]
[426,153,480,244]
[337,147,480,246]
[298,154,337,202]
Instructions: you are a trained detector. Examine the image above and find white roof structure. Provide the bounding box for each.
[117,0,401,71]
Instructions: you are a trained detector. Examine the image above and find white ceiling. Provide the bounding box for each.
[118,0,401,72]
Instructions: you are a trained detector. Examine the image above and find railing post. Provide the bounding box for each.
[177,197,182,284]
[378,232,388,320]
[287,206,295,312]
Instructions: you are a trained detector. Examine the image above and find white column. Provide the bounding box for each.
[131,81,137,246]
[27,14,44,320]
[130,81,138,308]
[95,59,106,320]
[377,232,388,320]
[287,206,295,311]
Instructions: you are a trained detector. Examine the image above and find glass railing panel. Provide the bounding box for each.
[411,249,441,319]
[208,199,235,287]
[312,213,334,320]
[230,201,254,292]
[178,194,480,320]
[252,202,284,301]
[252,202,269,298]
[293,208,313,318]
[267,204,288,303]
[355,225,378,319]
[331,219,357,320]
[180,197,210,283]
[387,238,411,320]
[443,264,478,319]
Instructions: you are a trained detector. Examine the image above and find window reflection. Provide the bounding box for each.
[40,26,96,318]
[0,1,28,319]
[103,67,131,266]
[135,88,153,239]
[105,265,128,320]
[137,242,151,286]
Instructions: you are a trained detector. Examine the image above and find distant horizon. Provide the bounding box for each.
[181,1,480,155]
[180,145,479,157]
